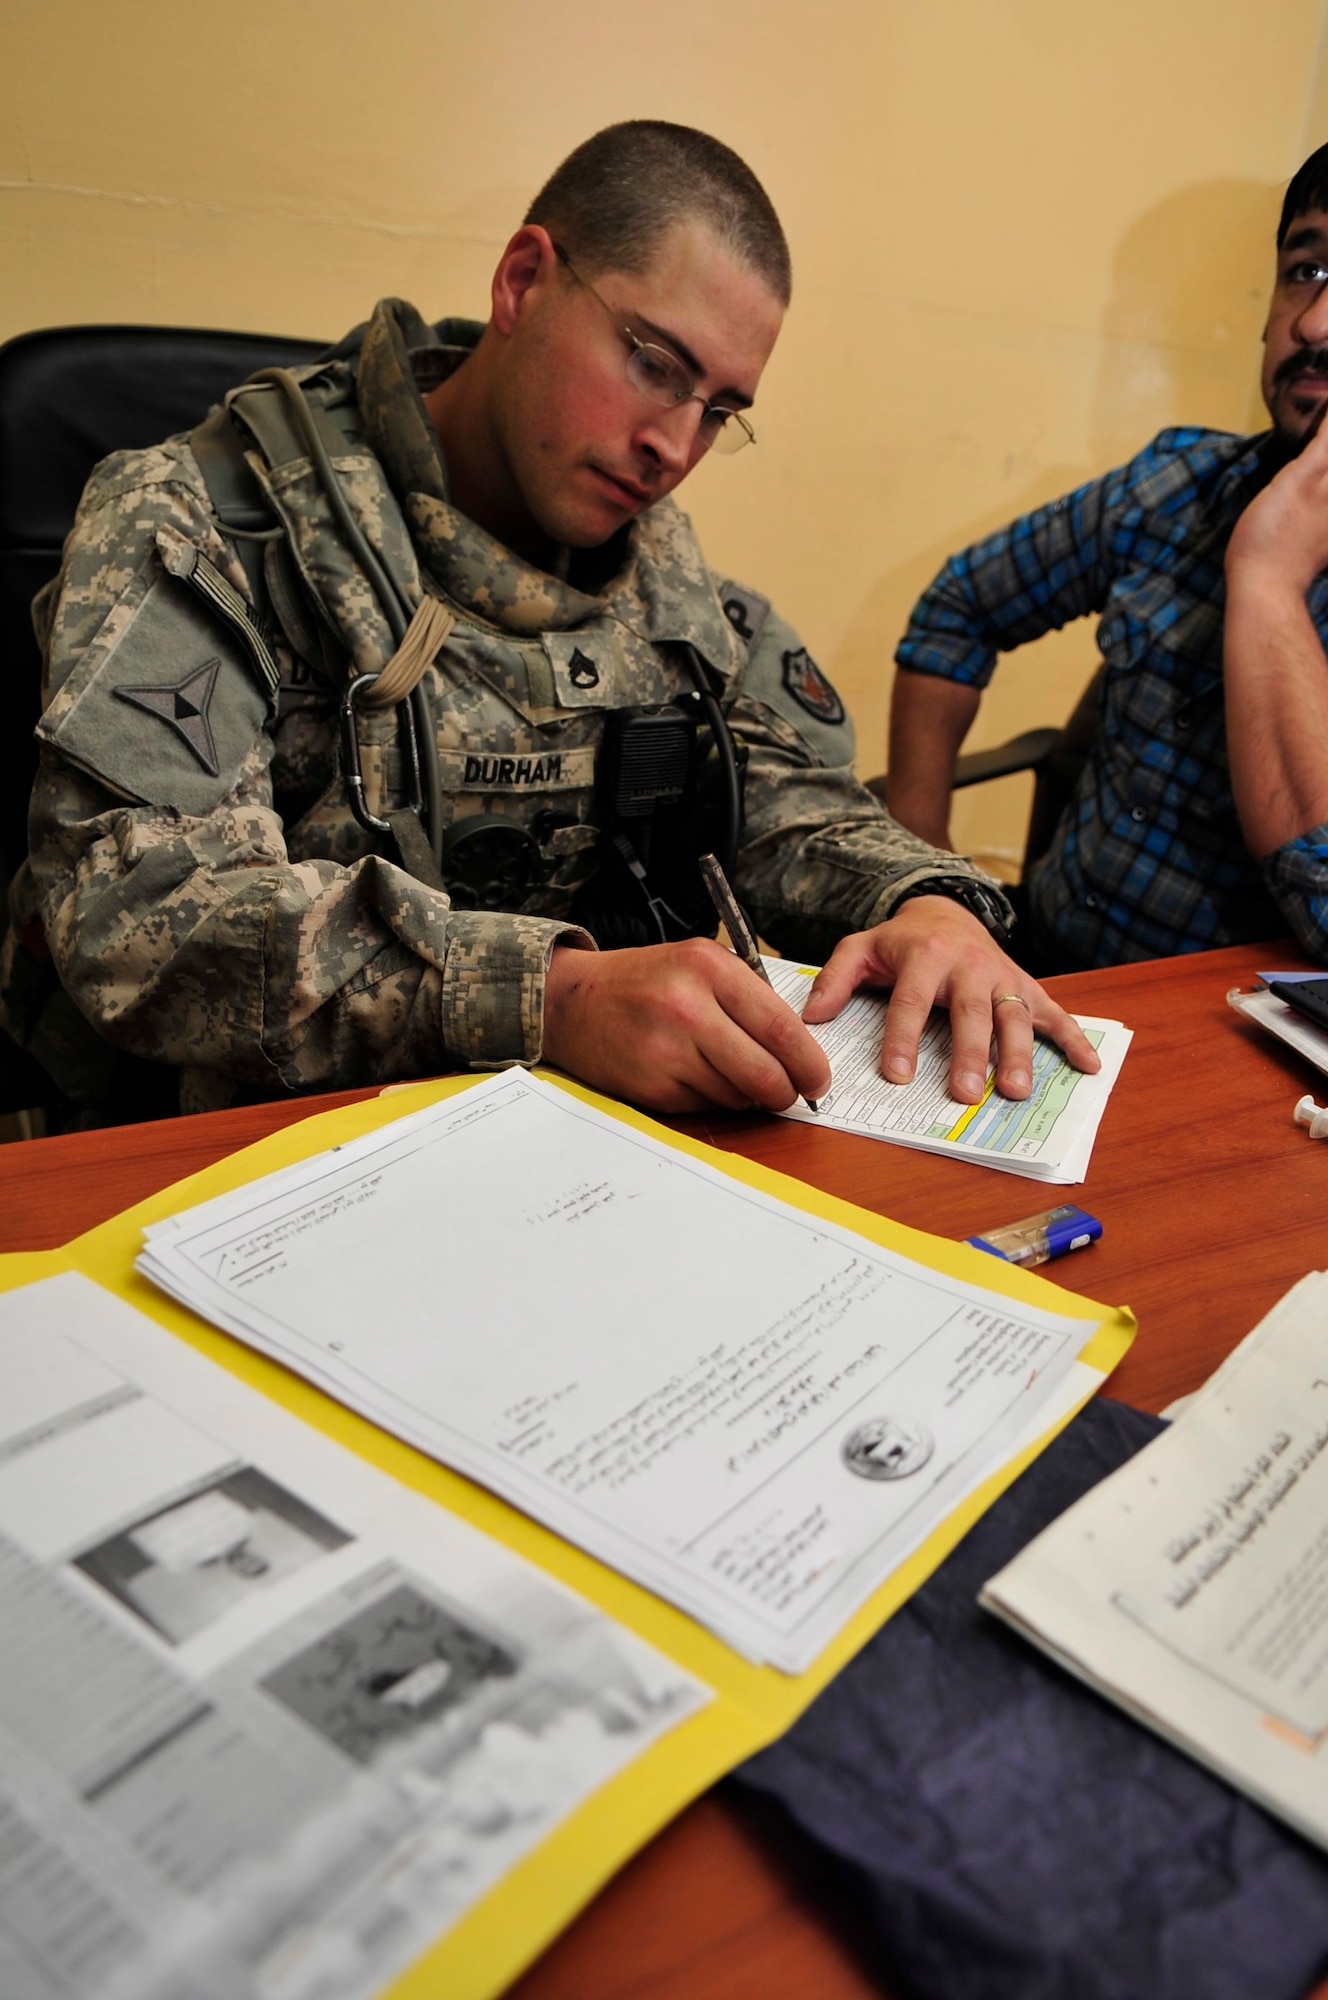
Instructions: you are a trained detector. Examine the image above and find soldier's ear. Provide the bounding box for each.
[491,227,559,337]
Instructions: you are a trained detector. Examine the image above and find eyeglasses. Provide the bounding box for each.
[552,242,756,455]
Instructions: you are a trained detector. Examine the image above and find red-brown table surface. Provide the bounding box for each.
[3,940,1325,1999]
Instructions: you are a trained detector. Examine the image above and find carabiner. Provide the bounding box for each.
[340,673,425,836]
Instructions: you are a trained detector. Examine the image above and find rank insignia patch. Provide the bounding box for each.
[115,659,222,775]
[781,647,844,726]
[567,649,600,689]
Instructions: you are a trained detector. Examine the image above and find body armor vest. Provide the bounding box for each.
[200,308,748,945]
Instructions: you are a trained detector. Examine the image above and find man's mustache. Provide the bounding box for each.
[1274,349,1328,387]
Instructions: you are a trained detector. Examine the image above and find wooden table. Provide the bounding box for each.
[3,939,1325,1999]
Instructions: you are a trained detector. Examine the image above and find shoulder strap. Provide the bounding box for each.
[225,375,367,478]
[189,403,275,609]
[190,394,355,667]
[189,380,368,608]
[212,375,420,648]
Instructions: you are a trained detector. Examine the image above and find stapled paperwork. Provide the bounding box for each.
[0,1270,705,2000]
[982,1271,1328,1851]
[138,1070,1116,1673]
[765,959,1131,1181]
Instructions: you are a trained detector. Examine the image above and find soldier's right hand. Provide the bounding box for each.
[541,939,831,1114]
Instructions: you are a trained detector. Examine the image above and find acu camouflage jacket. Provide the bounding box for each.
[8,300,1009,1111]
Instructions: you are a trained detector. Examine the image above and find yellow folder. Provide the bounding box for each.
[4,1072,1135,1998]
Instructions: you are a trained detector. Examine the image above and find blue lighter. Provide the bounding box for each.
[965,1203,1102,1268]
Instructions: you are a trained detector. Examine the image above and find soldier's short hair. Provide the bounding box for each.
[524,121,791,305]
[1278,141,1328,247]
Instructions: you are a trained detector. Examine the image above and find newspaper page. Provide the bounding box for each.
[764,958,1131,1182]
[0,1271,706,2000]
[982,1272,1328,1851]
[138,1071,1112,1673]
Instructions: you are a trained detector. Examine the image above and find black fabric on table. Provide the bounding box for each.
[729,1398,1328,2000]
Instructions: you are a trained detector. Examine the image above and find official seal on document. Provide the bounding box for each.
[841,1415,934,1481]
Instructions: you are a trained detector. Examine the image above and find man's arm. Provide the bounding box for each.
[542,935,831,1114]
[26,448,593,1096]
[886,460,1131,844]
[726,601,1098,1099]
[1224,418,1328,861]
[886,671,980,847]
[537,592,1097,1117]
[802,894,1098,1102]
[540,897,1099,1115]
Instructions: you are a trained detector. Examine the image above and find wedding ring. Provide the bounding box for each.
[991,990,1031,1015]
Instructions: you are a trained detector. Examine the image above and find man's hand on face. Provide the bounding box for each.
[1227,399,1328,599]
[801,897,1101,1103]
[542,938,831,1114]
[542,899,1100,1114]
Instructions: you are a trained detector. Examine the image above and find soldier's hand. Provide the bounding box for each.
[801,896,1100,1103]
[542,938,831,1113]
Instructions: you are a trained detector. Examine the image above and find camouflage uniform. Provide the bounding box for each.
[4,300,1010,1113]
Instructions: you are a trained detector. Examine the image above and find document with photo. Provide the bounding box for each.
[763,957,1131,1183]
[139,1071,1114,1672]
[982,1271,1328,1852]
[0,1271,705,2000]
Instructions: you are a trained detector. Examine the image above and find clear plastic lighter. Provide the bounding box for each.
[966,1204,1102,1268]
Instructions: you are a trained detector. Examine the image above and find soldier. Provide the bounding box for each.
[4,121,1097,1119]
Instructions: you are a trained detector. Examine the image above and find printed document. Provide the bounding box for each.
[1227,982,1328,1081]
[138,1071,1110,1672]
[982,1271,1328,1851]
[764,958,1131,1182]
[0,1270,704,2000]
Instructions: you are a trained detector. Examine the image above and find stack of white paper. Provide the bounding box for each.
[982,1271,1328,1852]
[138,1071,1111,1673]
[765,959,1131,1182]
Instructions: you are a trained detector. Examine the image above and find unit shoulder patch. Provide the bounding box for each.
[115,660,222,777]
[38,566,269,815]
[781,646,845,726]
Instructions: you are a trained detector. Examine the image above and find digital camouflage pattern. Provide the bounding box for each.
[9,300,1010,1110]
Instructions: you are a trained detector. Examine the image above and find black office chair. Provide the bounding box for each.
[0,323,328,1122]
[864,664,1105,880]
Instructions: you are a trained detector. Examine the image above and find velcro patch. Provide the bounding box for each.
[39,570,269,814]
[541,629,676,712]
[716,579,770,652]
[155,526,280,699]
[116,660,222,776]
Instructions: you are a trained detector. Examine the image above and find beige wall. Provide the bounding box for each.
[3,0,1325,869]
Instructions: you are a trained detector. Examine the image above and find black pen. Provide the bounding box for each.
[698,852,820,1114]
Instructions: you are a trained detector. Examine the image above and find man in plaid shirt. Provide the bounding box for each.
[888,143,1328,972]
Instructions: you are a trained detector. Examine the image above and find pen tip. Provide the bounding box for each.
[805,1099,820,1115]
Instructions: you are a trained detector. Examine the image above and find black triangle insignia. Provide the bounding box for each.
[116,660,222,776]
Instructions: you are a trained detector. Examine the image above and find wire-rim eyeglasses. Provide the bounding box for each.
[552,242,756,455]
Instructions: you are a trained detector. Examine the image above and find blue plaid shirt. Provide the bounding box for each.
[895,427,1328,966]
